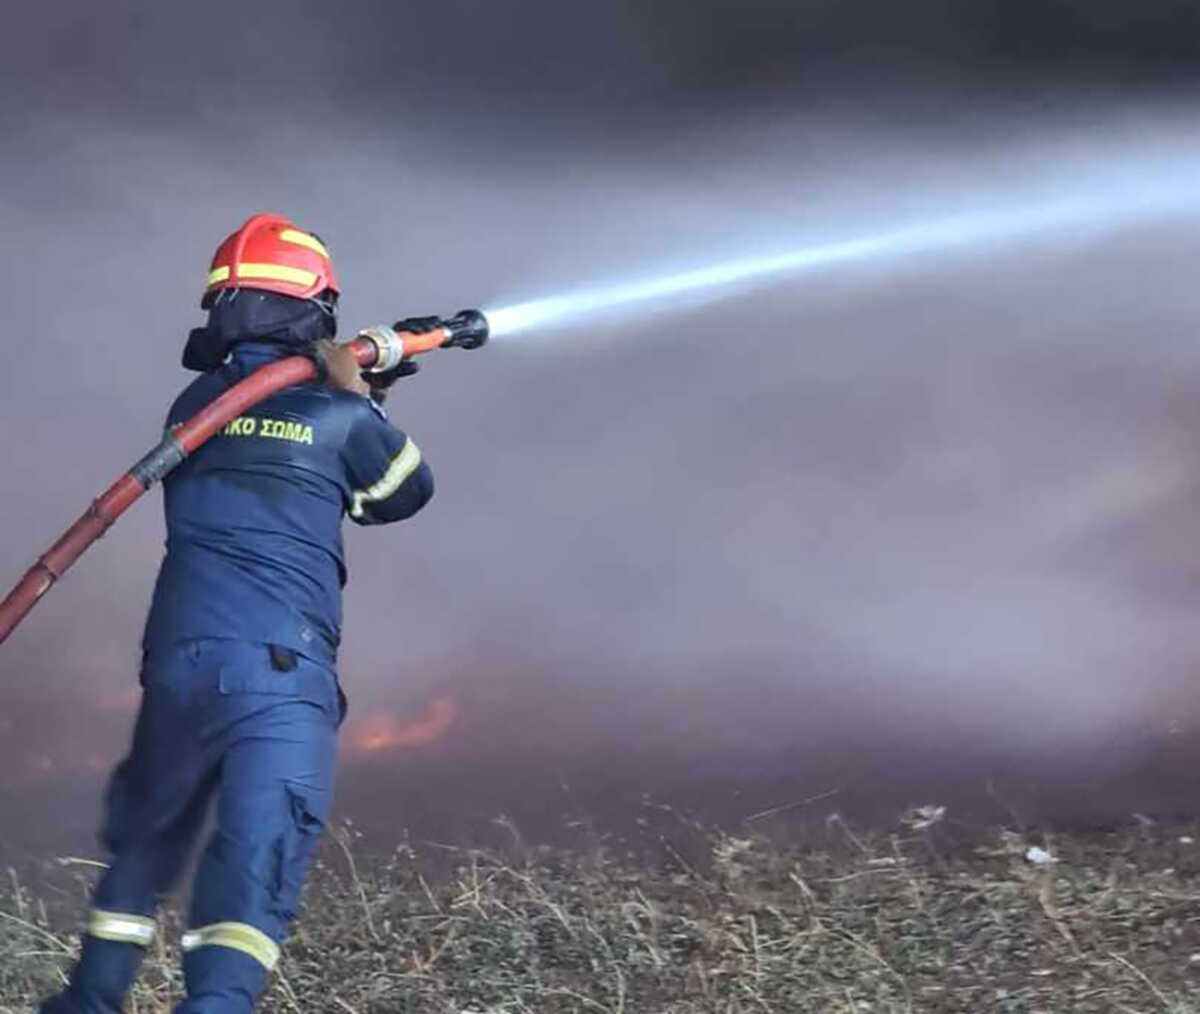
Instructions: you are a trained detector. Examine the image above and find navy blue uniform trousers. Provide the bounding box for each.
[41,638,341,1014]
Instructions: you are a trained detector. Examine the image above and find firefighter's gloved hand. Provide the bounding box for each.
[393,316,442,335]
[365,359,420,406]
[360,317,440,399]
[361,349,421,389]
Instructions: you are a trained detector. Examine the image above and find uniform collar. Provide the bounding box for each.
[229,340,301,369]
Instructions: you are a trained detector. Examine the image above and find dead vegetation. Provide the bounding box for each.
[3,809,1200,1013]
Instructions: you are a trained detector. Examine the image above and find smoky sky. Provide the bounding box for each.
[2,1,1200,847]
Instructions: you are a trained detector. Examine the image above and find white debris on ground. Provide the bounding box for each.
[1025,845,1056,865]
[900,804,946,831]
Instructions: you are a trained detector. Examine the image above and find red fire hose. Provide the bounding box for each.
[0,311,488,646]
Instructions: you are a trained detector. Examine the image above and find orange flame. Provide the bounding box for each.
[351,696,458,753]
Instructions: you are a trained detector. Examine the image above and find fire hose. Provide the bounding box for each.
[0,309,489,646]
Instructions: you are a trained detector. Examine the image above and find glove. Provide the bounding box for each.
[393,315,442,335]
[360,317,440,399]
[363,358,419,406]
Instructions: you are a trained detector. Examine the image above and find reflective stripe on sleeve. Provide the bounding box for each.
[181,921,281,970]
[350,438,422,519]
[87,909,156,946]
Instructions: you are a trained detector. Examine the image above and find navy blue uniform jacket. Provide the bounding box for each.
[142,343,433,666]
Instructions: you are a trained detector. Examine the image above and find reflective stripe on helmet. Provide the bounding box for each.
[87,909,156,946]
[205,262,319,291]
[181,921,281,970]
[279,229,330,259]
[234,262,318,287]
[203,214,339,303]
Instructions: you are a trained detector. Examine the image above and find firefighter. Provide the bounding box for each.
[40,214,436,1013]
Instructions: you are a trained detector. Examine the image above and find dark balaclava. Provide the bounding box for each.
[182,288,338,371]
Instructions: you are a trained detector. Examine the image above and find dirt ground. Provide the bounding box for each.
[4,811,1199,1013]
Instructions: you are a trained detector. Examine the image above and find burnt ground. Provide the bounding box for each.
[4,810,1200,1013]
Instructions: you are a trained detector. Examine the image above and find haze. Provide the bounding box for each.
[2,0,1200,856]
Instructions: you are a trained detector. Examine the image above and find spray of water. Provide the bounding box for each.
[484,180,1197,339]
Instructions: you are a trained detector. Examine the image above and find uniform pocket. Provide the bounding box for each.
[271,780,332,922]
[285,780,328,837]
[218,665,303,696]
[217,646,340,725]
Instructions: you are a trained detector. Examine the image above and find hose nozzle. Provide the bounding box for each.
[355,309,490,371]
[441,309,489,350]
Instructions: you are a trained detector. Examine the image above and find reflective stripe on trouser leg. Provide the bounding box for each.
[87,909,156,946]
[181,921,281,971]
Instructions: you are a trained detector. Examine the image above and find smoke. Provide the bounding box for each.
[3,1,1200,851]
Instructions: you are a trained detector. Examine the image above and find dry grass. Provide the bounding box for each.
[4,810,1200,1013]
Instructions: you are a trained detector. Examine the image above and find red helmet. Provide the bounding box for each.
[203,213,339,305]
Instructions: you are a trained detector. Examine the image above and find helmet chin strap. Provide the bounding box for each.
[309,289,339,337]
